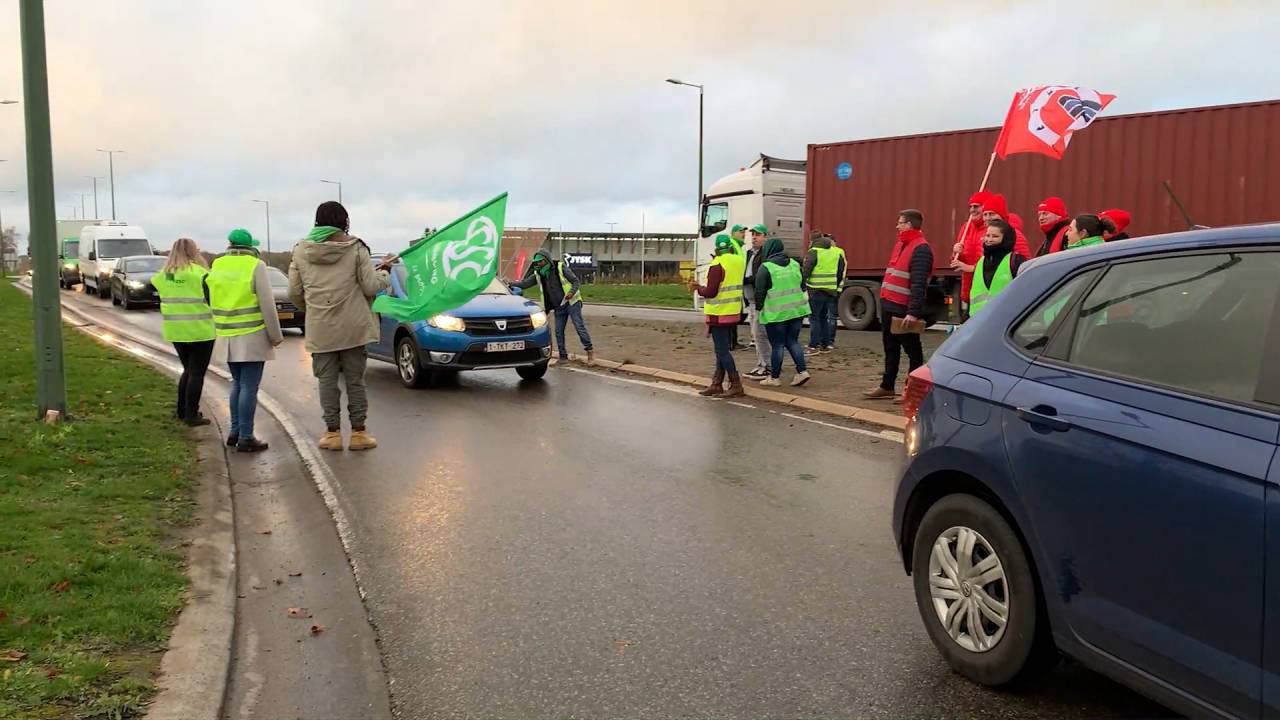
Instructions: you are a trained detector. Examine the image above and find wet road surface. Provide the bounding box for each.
[58,287,1173,718]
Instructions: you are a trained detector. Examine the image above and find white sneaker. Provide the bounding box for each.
[760,377,782,387]
[791,371,812,387]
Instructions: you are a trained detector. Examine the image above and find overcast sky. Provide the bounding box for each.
[0,0,1277,255]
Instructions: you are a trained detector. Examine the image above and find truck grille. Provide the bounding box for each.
[467,316,534,337]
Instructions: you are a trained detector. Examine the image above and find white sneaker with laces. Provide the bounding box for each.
[791,371,812,387]
[760,377,782,387]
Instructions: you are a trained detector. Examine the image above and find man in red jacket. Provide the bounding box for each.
[1037,196,1071,256]
[865,210,933,400]
[952,190,991,317]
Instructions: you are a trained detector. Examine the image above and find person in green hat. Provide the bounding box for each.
[729,224,747,254]
[205,228,282,453]
[687,234,746,397]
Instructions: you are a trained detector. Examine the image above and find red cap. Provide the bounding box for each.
[1100,208,1132,233]
[981,193,1009,220]
[1037,196,1067,217]
[1008,212,1025,232]
[968,190,993,206]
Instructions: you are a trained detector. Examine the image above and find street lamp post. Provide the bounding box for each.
[252,199,271,257]
[85,176,103,219]
[320,179,343,204]
[78,193,88,220]
[96,148,123,220]
[665,78,704,243]
[20,0,68,420]
[605,222,618,233]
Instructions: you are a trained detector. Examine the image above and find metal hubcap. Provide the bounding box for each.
[928,526,1009,653]
[398,342,416,382]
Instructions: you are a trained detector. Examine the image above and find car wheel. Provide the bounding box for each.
[396,336,428,389]
[911,494,1056,687]
[121,292,133,311]
[111,286,121,306]
[517,361,549,381]
[838,283,879,331]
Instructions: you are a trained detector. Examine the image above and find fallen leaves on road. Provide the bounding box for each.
[287,571,302,577]
[51,581,71,593]
[2,650,27,662]
[273,578,283,585]
[286,607,312,619]
[259,529,272,535]
[310,624,325,636]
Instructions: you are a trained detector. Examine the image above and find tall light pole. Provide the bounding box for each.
[666,78,704,246]
[320,179,342,204]
[252,199,271,257]
[605,222,618,233]
[78,193,88,219]
[96,148,123,220]
[0,189,16,279]
[20,0,68,420]
[85,175,103,219]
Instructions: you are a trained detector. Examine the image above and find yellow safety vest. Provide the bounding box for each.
[557,263,582,306]
[151,264,216,342]
[703,253,745,317]
[808,246,844,291]
[206,254,265,337]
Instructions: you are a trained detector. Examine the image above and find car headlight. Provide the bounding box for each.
[127,280,146,289]
[63,262,76,269]
[530,310,547,329]
[427,314,466,332]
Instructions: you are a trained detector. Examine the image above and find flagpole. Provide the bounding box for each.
[978,152,997,192]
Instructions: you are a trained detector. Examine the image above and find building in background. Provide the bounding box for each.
[500,227,697,282]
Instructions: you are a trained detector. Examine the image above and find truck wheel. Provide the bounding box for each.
[839,283,880,331]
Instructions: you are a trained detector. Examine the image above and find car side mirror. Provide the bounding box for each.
[510,286,523,296]
[88,251,96,261]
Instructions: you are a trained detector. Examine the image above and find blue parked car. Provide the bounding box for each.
[368,263,552,387]
[892,224,1280,719]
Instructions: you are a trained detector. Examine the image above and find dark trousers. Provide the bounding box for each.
[709,324,737,376]
[765,317,807,378]
[880,313,924,391]
[807,292,838,348]
[173,340,214,420]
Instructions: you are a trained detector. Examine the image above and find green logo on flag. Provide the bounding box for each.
[371,192,508,322]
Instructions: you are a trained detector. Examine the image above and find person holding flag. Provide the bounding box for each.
[290,201,393,452]
[951,190,991,317]
[511,249,595,364]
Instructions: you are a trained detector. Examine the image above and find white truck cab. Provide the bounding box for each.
[697,155,806,267]
[78,222,153,298]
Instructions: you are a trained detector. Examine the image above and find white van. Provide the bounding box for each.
[78,222,154,298]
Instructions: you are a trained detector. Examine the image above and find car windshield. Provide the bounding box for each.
[98,239,152,258]
[127,257,165,272]
[267,268,290,288]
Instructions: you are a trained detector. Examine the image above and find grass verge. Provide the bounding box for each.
[521,282,693,309]
[0,280,197,719]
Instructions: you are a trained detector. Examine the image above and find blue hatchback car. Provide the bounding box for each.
[892,224,1280,719]
[368,263,552,387]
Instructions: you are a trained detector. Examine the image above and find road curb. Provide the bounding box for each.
[42,293,237,720]
[565,353,907,431]
[589,301,699,313]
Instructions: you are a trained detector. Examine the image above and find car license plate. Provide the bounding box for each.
[278,312,294,320]
[485,341,524,352]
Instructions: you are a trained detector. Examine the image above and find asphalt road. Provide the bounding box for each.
[57,286,1172,718]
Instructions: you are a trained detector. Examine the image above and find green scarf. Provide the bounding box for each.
[307,225,344,242]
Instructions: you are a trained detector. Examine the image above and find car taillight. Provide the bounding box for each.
[901,365,934,420]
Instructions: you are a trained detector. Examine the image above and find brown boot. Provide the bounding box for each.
[699,368,725,396]
[723,372,745,398]
[586,349,596,364]
[348,429,378,451]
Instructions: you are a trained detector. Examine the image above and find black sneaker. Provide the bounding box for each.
[236,437,269,453]
[226,434,239,448]
[185,414,212,427]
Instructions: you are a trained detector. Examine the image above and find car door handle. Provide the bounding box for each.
[1015,405,1072,432]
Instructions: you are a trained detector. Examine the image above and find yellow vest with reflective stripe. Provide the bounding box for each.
[760,261,811,323]
[969,254,1013,317]
[151,264,215,342]
[808,246,844,291]
[703,253,745,317]
[206,254,265,337]
[556,263,582,306]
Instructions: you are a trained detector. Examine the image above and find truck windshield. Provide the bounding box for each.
[98,239,152,258]
[62,241,78,257]
[701,202,728,237]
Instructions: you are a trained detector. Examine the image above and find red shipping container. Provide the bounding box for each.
[806,99,1280,277]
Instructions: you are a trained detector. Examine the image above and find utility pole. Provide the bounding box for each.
[20,0,68,420]
[97,148,123,220]
[252,199,271,257]
[666,78,705,272]
[85,175,102,219]
[320,179,342,204]
[605,222,618,233]
[640,211,646,285]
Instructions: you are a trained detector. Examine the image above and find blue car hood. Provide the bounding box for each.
[445,292,542,319]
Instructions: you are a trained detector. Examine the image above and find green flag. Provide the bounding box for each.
[372,193,507,322]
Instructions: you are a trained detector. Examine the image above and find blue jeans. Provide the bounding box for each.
[765,317,807,378]
[554,302,593,357]
[807,291,838,348]
[228,361,264,439]
[709,324,737,376]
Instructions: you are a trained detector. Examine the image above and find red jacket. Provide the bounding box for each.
[956,218,985,303]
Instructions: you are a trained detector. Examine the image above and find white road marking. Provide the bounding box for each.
[780,412,904,444]
[727,401,755,409]
[558,365,702,396]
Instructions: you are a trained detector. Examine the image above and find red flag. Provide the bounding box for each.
[994,86,1116,160]
[514,249,528,278]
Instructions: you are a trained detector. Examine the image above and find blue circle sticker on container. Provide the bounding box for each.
[836,162,853,181]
